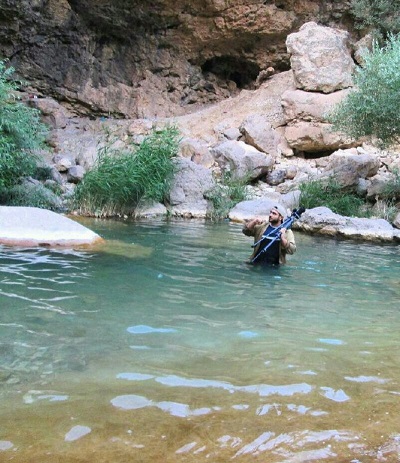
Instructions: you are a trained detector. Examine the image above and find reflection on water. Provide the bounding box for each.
[0,219,400,462]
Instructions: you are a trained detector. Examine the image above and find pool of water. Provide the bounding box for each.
[0,219,399,462]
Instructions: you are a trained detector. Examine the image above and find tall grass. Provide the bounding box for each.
[299,177,366,217]
[0,59,48,192]
[382,168,400,200]
[73,126,180,217]
[206,172,250,220]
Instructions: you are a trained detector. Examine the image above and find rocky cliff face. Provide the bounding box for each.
[0,0,353,118]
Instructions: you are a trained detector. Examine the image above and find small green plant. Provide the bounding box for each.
[350,0,400,39]
[299,177,366,217]
[0,183,62,211]
[328,34,400,148]
[0,59,47,193]
[73,126,180,217]
[206,171,250,220]
[372,198,398,221]
[381,168,400,200]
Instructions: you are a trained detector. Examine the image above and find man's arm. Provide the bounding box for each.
[242,218,264,237]
[280,229,296,254]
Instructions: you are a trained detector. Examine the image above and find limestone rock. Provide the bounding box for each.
[239,114,282,158]
[212,140,274,181]
[286,22,355,93]
[134,202,168,218]
[28,97,69,129]
[284,122,356,152]
[67,165,86,183]
[366,172,395,199]
[294,207,399,242]
[179,138,215,168]
[353,33,374,65]
[265,169,287,186]
[322,149,381,188]
[169,158,215,218]
[0,206,103,247]
[53,154,74,172]
[282,88,351,123]
[228,191,300,222]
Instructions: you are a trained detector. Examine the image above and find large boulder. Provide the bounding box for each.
[286,22,355,93]
[366,172,396,199]
[282,89,351,123]
[321,148,381,188]
[168,158,215,218]
[0,206,103,247]
[228,191,300,222]
[294,207,400,242]
[179,138,215,168]
[211,140,274,181]
[284,122,356,153]
[28,97,70,129]
[239,114,282,159]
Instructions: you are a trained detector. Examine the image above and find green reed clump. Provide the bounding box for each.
[299,177,366,217]
[328,34,400,148]
[73,126,180,217]
[0,59,48,194]
[350,0,400,39]
[381,168,400,200]
[206,172,250,220]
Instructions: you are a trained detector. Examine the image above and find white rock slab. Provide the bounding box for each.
[0,206,103,247]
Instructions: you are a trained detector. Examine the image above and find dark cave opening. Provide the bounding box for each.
[299,149,336,159]
[201,56,260,89]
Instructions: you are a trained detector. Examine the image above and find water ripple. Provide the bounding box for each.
[117,372,313,397]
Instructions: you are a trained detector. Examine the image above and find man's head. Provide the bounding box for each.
[269,205,286,225]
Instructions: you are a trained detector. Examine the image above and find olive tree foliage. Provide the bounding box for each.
[350,0,400,39]
[328,34,400,148]
[0,59,47,191]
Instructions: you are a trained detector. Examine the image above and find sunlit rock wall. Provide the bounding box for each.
[0,0,354,118]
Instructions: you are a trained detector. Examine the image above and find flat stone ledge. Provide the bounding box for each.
[0,206,104,247]
[293,207,400,243]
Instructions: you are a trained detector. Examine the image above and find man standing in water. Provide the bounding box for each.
[242,205,296,265]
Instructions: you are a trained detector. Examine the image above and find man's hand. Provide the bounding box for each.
[246,217,264,229]
[280,228,288,248]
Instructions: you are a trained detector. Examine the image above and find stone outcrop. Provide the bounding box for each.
[282,22,360,154]
[0,0,354,119]
[168,158,215,218]
[286,21,355,93]
[229,192,301,222]
[293,207,400,242]
[0,206,103,247]
[321,148,381,188]
[239,114,283,158]
[281,89,351,123]
[211,140,274,181]
[284,122,356,153]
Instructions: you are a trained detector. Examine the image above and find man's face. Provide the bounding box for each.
[269,209,282,225]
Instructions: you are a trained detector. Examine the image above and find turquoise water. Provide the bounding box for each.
[0,219,399,462]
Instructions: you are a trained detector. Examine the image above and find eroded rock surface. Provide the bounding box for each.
[0,0,353,118]
[0,207,103,247]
